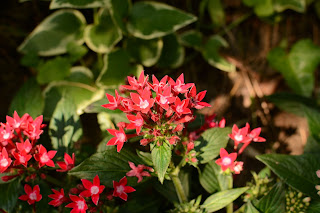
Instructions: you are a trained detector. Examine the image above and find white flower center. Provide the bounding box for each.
[29,192,37,200]
[139,100,149,109]
[159,96,168,105]
[176,106,183,113]
[76,200,85,210]
[3,133,10,140]
[222,157,232,166]
[20,156,26,163]
[25,146,31,153]
[116,185,124,194]
[116,132,126,142]
[58,195,63,200]
[0,158,8,167]
[40,153,49,163]
[234,134,243,141]
[90,186,99,195]
[134,119,143,127]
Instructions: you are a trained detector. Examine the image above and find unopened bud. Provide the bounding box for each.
[302,197,311,203]
[315,185,320,190]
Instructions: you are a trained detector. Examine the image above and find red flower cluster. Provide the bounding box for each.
[102,72,211,152]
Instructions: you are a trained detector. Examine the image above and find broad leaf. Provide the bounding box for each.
[179,30,203,50]
[96,49,143,87]
[37,57,72,84]
[307,201,320,213]
[157,33,185,68]
[69,147,144,187]
[257,154,320,199]
[136,150,153,166]
[108,0,131,34]
[0,178,22,212]
[267,92,319,117]
[65,66,94,84]
[303,106,320,142]
[18,10,86,56]
[153,179,179,203]
[125,37,163,67]
[273,0,306,13]
[49,96,82,154]
[127,1,197,39]
[207,0,225,27]
[243,0,274,17]
[254,182,286,213]
[304,136,320,154]
[267,39,320,97]
[195,127,231,164]
[66,42,88,63]
[199,161,230,193]
[151,142,172,184]
[84,8,122,53]
[50,0,108,9]
[201,187,248,212]
[244,201,260,213]
[9,78,44,118]
[202,35,235,72]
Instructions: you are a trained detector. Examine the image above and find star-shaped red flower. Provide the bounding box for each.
[79,175,105,205]
[19,184,42,205]
[113,176,135,201]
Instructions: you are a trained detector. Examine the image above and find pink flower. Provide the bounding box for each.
[238,123,266,154]
[23,115,44,141]
[169,73,193,94]
[234,161,244,174]
[107,127,127,152]
[19,184,42,205]
[65,195,88,213]
[0,123,14,146]
[56,153,75,172]
[34,145,57,168]
[113,176,136,201]
[126,113,144,134]
[186,85,211,109]
[48,188,66,207]
[215,148,237,172]
[228,124,251,149]
[149,75,168,93]
[79,175,105,205]
[155,86,175,110]
[0,147,12,173]
[126,161,153,183]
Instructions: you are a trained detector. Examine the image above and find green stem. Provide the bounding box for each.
[170,166,187,203]
[226,175,233,213]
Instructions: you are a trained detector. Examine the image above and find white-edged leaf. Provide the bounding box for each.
[50,0,108,9]
[151,142,172,184]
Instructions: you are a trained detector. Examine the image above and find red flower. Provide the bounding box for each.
[19,184,42,205]
[155,86,175,110]
[0,147,12,173]
[13,151,32,167]
[79,175,105,205]
[34,145,57,168]
[149,75,168,93]
[234,161,244,174]
[16,139,32,154]
[186,85,211,109]
[0,124,14,146]
[122,71,149,91]
[238,123,266,154]
[169,73,193,94]
[48,188,65,207]
[23,115,45,141]
[6,111,28,130]
[215,148,237,172]
[65,195,88,213]
[126,113,144,134]
[102,90,122,110]
[228,124,251,149]
[130,89,154,113]
[107,127,127,152]
[172,97,191,117]
[56,153,75,172]
[113,176,136,201]
[126,161,153,183]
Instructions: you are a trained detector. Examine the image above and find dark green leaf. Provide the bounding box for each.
[267,39,320,96]
[179,30,203,50]
[69,147,144,187]
[0,178,22,212]
[108,0,131,34]
[201,187,249,212]
[84,8,122,53]
[254,182,286,213]
[307,201,320,213]
[37,57,72,84]
[127,1,197,39]
[9,78,44,118]
[18,10,86,56]
[202,35,235,72]
[273,0,306,13]
[125,37,163,67]
[66,42,88,63]
[244,201,260,213]
[303,106,320,142]
[136,150,153,166]
[65,66,94,84]
[257,154,320,199]
[96,49,142,87]
[243,0,274,17]
[50,0,108,9]
[151,142,172,184]
[49,96,82,154]
[207,0,225,27]
[195,127,231,164]
[304,136,320,154]
[199,161,230,193]
[157,33,185,68]
[153,179,179,203]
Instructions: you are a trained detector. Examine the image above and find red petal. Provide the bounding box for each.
[24,184,32,194]
[116,142,124,152]
[19,194,29,201]
[220,148,228,158]
[93,175,100,186]
[107,137,118,146]
[119,176,127,185]
[48,151,57,159]
[119,192,128,201]
[81,179,93,189]
[124,186,136,193]
[79,190,91,198]
[92,194,99,205]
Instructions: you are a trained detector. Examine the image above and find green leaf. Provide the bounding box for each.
[157,33,185,68]
[202,35,235,72]
[273,0,306,13]
[127,1,197,39]
[267,39,320,96]
[151,142,172,184]
[37,57,72,84]
[69,147,144,187]
[66,41,88,63]
[199,161,230,193]
[195,127,231,164]
[244,201,260,213]
[108,0,131,34]
[9,78,44,118]
[207,0,225,27]
[153,179,179,203]
[304,136,320,154]
[303,106,320,142]
[243,0,274,17]
[96,49,143,87]
[50,0,108,9]
[254,182,286,213]
[267,92,319,117]
[65,66,94,84]
[136,150,153,166]
[0,178,22,212]
[307,201,320,213]
[257,154,320,199]
[49,96,82,154]
[18,10,86,56]
[84,8,122,53]
[125,37,163,67]
[201,187,249,212]
[179,30,203,50]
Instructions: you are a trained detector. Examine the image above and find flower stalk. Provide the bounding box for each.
[170,166,188,203]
